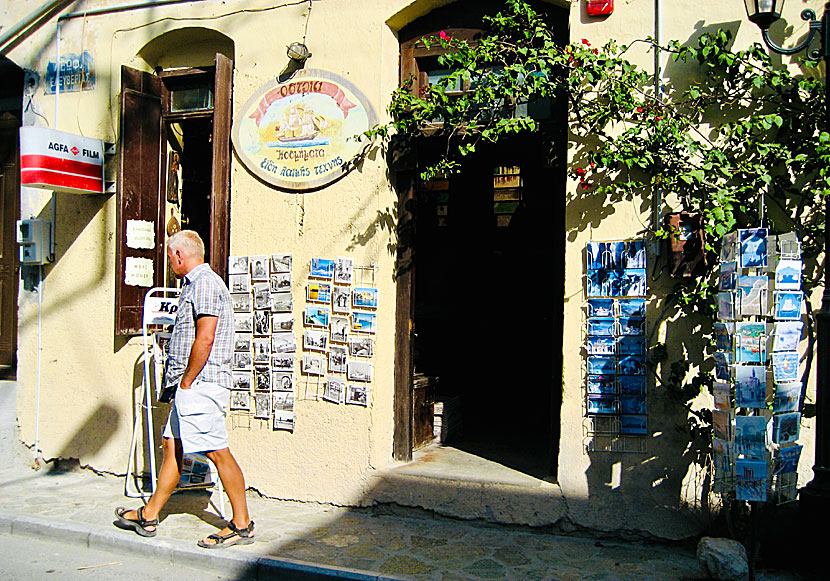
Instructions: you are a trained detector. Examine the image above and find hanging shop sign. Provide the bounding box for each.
[19,127,104,194]
[232,69,377,191]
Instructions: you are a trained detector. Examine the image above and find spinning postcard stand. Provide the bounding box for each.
[124,287,225,518]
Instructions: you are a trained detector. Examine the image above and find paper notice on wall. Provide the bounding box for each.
[126,220,155,250]
[125,257,154,287]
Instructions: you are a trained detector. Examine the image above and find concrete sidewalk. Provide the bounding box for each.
[0,460,719,581]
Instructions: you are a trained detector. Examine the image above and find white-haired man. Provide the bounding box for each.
[115,230,253,548]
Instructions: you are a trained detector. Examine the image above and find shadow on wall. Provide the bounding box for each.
[45,403,121,473]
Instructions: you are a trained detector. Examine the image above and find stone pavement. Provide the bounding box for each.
[0,460,719,581]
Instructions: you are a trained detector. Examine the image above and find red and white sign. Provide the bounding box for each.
[20,127,104,194]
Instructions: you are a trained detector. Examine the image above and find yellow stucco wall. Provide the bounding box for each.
[3,0,824,535]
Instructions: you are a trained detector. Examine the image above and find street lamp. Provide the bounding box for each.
[743,0,830,525]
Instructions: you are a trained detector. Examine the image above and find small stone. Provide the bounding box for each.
[697,536,749,581]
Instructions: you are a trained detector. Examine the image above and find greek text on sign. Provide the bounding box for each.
[20,127,104,194]
[124,257,154,287]
[126,220,155,250]
[232,69,377,191]
[45,51,95,94]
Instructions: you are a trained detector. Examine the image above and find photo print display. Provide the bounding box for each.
[305,306,330,328]
[332,286,350,313]
[234,351,253,371]
[586,336,616,355]
[736,458,768,502]
[228,255,250,276]
[618,298,645,317]
[775,260,802,290]
[234,333,252,353]
[307,282,332,304]
[271,313,294,333]
[719,261,737,291]
[252,337,271,364]
[587,318,615,337]
[253,283,271,310]
[620,395,646,415]
[233,371,252,391]
[253,310,270,335]
[271,292,293,313]
[347,361,373,382]
[324,379,345,404]
[713,323,733,352]
[272,353,295,371]
[353,287,379,310]
[231,293,252,313]
[301,354,325,376]
[773,382,801,414]
[773,412,801,445]
[587,396,616,415]
[271,253,292,273]
[270,273,292,294]
[735,415,768,459]
[619,375,646,395]
[587,299,614,318]
[734,365,767,409]
[772,351,800,383]
[351,311,377,334]
[271,332,297,354]
[588,355,616,375]
[229,274,251,294]
[348,336,374,358]
[329,345,347,374]
[735,322,766,364]
[618,317,645,336]
[774,292,803,320]
[587,375,617,395]
[717,292,735,321]
[230,390,252,411]
[254,393,270,419]
[331,316,349,343]
[773,322,802,352]
[737,275,768,317]
[774,445,802,475]
[713,351,732,381]
[254,366,271,391]
[618,355,645,376]
[272,391,295,431]
[250,255,269,280]
[272,371,295,392]
[303,329,328,352]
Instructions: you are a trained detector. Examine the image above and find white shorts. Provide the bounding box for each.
[162,379,230,454]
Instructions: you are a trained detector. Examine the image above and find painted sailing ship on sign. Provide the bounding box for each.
[232,69,377,191]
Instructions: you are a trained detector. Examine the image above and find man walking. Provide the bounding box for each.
[115,230,254,548]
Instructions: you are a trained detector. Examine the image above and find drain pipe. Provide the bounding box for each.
[0,0,75,57]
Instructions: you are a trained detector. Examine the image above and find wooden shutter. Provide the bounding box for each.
[209,53,232,282]
[115,66,165,335]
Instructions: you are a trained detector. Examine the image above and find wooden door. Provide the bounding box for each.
[0,115,20,371]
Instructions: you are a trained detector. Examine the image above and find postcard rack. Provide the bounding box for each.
[711,230,805,505]
[582,239,649,454]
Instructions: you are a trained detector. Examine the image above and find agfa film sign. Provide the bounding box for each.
[232,69,377,191]
[20,127,104,194]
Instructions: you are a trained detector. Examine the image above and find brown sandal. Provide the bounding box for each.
[114,506,158,537]
[197,520,255,549]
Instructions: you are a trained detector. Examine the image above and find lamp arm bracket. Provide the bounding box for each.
[761,9,822,60]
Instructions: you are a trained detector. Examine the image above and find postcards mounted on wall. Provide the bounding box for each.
[583,239,649,445]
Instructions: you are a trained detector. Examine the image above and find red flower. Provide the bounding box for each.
[655,116,663,121]
[581,38,591,46]
[593,48,599,55]
[576,167,587,176]
[636,107,643,113]
[439,30,449,40]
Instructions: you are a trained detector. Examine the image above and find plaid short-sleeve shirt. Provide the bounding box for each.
[165,263,234,390]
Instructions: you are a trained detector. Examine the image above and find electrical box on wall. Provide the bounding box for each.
[586,0,614,16]
[16,219,52,265]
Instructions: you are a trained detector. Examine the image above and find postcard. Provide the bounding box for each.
[353,287,379,309]
[777,233,800,259]
[734,365,767,409]
[588,356,616,375]
[587,395,617,415]
[231,293,252,313]
[347,360,373,382]
[587,375,617,395]
[273,410,295,431]
[773,351,800,383]
[233,351,252,371]
[588,299,614,317]
[775,259,802,290]
[620,395,646,415]
[717,292,735,321]
[739,228,768,268]
[249,255,269,280]
[232,371,252,391]
[773,412,801,445]
[774,291,803,320]
[587,336,616,355]
[721,231,737,263]
[253,282,271,309]
[346,384,370,406]
[618,336,646,356]
[270,273,292,294]
[304,306,330,328]
[252,337,271,363]
[303,329,328,352]
[773,444,802,475]
[773,321,803,352]
[586,241,606,270]
[271,333,297,354]
[712,410,732,440]
[620,415,647,435]
[736,458,768,502]
[301,354,325,376]
[618,298,646,317]
[310,258,335,279]
[335,257,353,285]
[271,353,295,371]
[329,345,347,374]
[307,282,332,304]
[714,351,733,381]
[586,269,606,298]
[713,382,731,412]
[254,366,270,391]
[271,292,293,313]
[230,390,251,411]
[618,355,646,376]
[351,311,377,334]
[735,415,768,459]
[332,286,350,313]
[719,261,736,291]
[587,317,616,336]
[271,313,294,333]
[253,310,270,335]
[273,390,295,412]
[618,375,646,395]
[270,253,292,273]
[254,393,270,419]
[323,379,345,404]
[624,240,647,269]
[735,322,766,364]
[621,269,647,297]
[348,336,374,358]
[712,437,732,460]
[229,273,251,294]
[272,371,294,392]
[607,241,626,269]
[234,333,252,353]
[713,322,732,352]
[330,316,349,343]
[228,255,249,276]
[737,275,768,317]
[773,382,801,414]
[618,317,645,336]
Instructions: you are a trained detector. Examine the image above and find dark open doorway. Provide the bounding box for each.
[410,134,564,479]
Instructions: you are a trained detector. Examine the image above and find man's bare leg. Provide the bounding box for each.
[200,447,251,544]
[120,437,183,532]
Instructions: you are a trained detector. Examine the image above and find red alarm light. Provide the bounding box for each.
[586,0,614,16]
